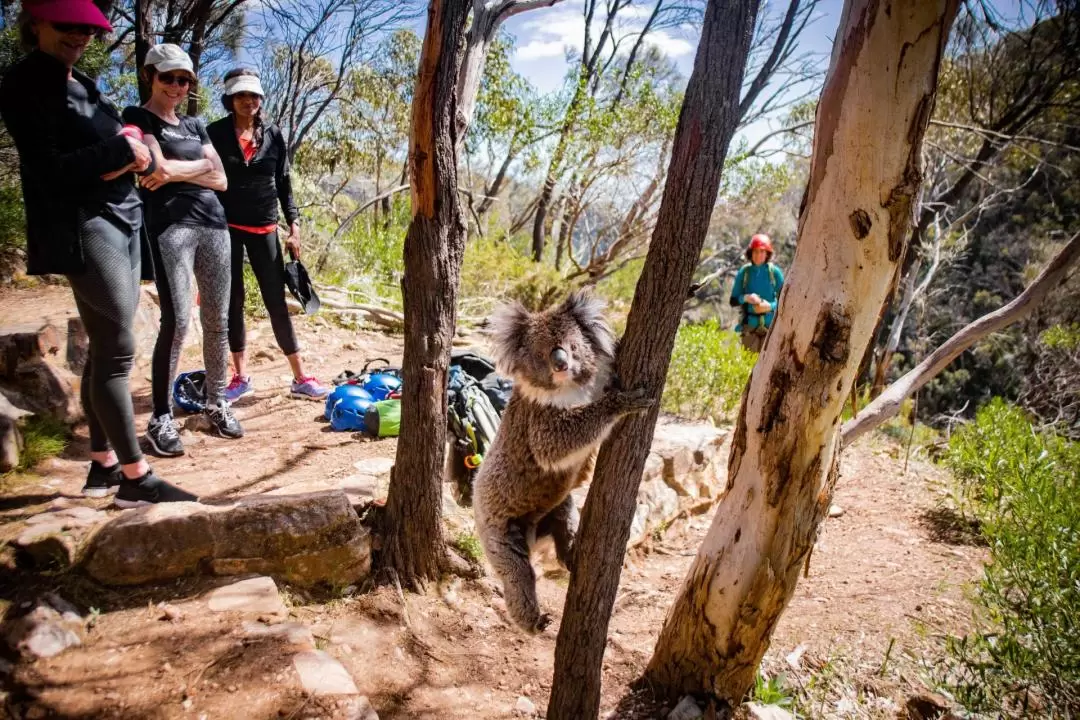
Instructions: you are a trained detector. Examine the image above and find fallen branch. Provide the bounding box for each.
[842,231,1080,448]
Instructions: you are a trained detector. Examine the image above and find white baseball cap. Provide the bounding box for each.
[144,43,194,76]
[224,73,265,96]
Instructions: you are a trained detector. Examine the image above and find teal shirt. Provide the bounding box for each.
[730,262,784,331]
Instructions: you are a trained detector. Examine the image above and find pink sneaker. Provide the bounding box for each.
[225,374,253,402]
[290,375,328,400]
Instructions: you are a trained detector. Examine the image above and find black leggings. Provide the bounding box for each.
[65,216,143,464]
[227,227,299,357]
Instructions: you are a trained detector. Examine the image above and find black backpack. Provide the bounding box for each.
[446,351,512,505]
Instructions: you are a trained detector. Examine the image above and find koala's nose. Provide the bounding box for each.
[550,347,569,372]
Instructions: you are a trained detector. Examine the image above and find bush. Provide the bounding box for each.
[15,415,69,473]
[939,398,1080,717]
[460,236,564,315]
[662,320,756,422]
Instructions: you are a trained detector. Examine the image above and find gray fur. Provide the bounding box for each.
[474,290,653,634]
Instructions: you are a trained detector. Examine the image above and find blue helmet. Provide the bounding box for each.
[173,370,206,414]
[330,393,375,432]
[324,384,375,420]
[362,372,402,401]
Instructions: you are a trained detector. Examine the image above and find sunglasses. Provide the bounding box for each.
[51,22,99,36]
[157,73,193,88]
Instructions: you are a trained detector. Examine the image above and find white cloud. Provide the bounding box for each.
[516,39,570,60]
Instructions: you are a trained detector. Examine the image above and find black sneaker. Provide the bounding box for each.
[82,461,122,498]
[114,469,198,508]
[205,401,243,439]
[146,414,184,457]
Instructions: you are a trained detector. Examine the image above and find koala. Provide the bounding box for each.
[472,290,654,634]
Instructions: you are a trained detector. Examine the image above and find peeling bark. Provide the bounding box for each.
[645,0,959,702]
[379,0,470,589]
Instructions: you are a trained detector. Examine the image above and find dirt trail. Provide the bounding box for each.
[0,285,985,719]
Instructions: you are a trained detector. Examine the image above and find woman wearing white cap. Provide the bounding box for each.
[123,43,244,457]
[207,68,328,403]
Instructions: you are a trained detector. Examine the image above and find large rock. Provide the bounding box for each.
[0,320,84,423]
[82,491,371,588]
[5,593,84,659]
[0,392,29,472]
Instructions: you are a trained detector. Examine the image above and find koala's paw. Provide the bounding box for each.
[615,387,655,414]
[533,613,553,633]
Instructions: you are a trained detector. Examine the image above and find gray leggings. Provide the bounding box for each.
[150,224,231,416]
[66,216,143,464]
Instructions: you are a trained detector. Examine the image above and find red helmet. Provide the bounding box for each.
[748,234,773,253]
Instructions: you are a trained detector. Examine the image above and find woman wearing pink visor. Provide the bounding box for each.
[0,0,197,506]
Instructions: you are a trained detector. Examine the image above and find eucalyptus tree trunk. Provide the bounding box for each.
[379,0,470,589]
[644,0,959,702]
[544,0,761,716]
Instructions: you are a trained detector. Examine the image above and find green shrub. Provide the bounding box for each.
[16,415,69,472]
[662,320,756,422]
[460,237,564,315]
[939,398,1080,717]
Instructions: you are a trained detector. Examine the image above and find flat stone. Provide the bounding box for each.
[292,650,359,695]
[515,695,536,716]
[667,695,702,720]
[828,504,845,518]
[326,617,382,647]
[744,702,795,720]
[81,490,371,588]
[241,621,314,649]
[5,596,83,659]
[339,695,379,720]
[14,525,79,569]
[352,458,394,476]
[207,577,287,616]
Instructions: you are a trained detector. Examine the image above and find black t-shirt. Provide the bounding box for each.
[67,78,142,234]
[121,106,226,233]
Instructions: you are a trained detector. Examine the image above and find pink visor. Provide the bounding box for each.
[24,0,114,32]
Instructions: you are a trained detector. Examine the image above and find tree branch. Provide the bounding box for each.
[843,231,1080,448]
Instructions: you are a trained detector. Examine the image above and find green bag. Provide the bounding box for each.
[363,399,401,438]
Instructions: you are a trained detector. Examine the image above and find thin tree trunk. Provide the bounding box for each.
[844,230,1080,447]
[379,0,470,589]
[544,0,761,717]
[135,0,153,102]
[645,0,958,703]
[185,7,209,115]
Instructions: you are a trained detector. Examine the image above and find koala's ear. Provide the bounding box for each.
[490,301,531,376]
[560,289,615,360]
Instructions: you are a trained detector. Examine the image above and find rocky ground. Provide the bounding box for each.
[0,284,986,720]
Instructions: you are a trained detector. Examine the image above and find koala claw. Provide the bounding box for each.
[534,613,553,633]
[617,387,655,413]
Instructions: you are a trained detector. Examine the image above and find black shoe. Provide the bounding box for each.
[205,401,243,439]
[82,461,122,498]
[114,469,198,508]
[146,414,184,457]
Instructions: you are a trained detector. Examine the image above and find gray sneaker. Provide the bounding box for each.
[205,401,244,439]
[146,414,184,457]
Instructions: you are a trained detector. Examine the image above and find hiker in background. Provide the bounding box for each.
[207,68,329,402]
[124,44,243,457]
[0,1,195,505]
[730,233,785,353]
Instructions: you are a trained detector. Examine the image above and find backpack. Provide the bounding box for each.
[741,262,781,296]
[363,399,401,438]
[736,262,781,326]
[446,354,512,505]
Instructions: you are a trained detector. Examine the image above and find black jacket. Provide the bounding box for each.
[206,117,299,229]
[0,51,151,277]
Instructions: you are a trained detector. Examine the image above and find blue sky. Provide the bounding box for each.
[499,0,847,149]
